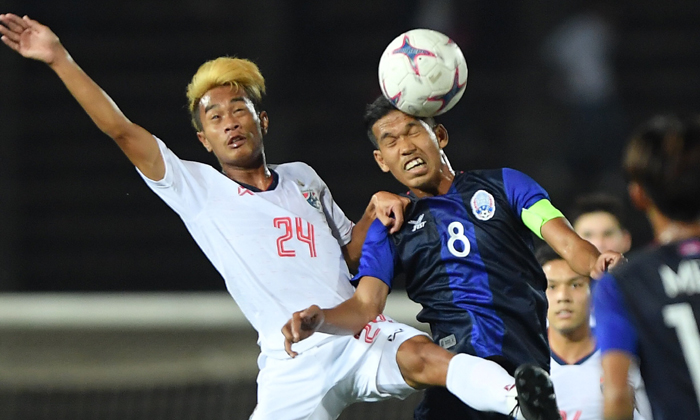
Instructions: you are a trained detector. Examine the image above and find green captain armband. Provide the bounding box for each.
[521,199,564,239]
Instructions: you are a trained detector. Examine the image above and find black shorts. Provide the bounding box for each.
[414,387,513,420]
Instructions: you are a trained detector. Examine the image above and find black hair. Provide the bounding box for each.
[568,193,628,230]
[535,244,562,267]
[623,115,700,222]
[363,95,436,149]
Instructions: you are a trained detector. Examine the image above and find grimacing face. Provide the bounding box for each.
[573,211,631,254]
[371,110,448,195]
[196,85,269,169]
[544,259,592,336]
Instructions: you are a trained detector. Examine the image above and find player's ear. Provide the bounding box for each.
[197,131,213,153]
[259,111,269,135]
[621,229,632,253]
[373,150,391,173]
[628,182,651,212]
[435,124,449,149]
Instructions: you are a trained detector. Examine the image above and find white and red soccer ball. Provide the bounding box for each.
[378,29,468,117]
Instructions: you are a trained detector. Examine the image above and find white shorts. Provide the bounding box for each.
[251,315,428,420]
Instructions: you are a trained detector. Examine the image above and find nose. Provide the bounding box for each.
[398,135,417,155]
[223,113,241,132]
[555,286,572,303]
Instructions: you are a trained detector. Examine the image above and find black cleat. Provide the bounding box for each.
[510,364,561,420]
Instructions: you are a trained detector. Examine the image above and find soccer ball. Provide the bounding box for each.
[378,29,468,117]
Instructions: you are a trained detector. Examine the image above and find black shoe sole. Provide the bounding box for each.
[513,364,561,420]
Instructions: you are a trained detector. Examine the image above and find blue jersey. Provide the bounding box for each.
[356,168,551,373]
[595,237,700,420]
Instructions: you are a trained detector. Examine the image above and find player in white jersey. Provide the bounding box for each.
[536,245,651,420]
[1,13,559,420]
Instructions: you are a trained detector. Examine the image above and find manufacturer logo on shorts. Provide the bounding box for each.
[387,328,404,342]
[408,214,426,232]
[471,190,495,221]
[439,334,457,349]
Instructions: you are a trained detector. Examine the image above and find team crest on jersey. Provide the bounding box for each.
[302,189,322,211]
[471,190,496,221]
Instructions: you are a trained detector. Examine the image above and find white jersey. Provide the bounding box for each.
[138,138,356,358]
[550,349,652,420]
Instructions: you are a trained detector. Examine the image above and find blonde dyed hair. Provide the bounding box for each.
[186,57,266,131]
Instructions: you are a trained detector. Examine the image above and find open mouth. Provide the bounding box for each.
[555,309,573,319]
[227,135,246,148]
[404,157,426,171]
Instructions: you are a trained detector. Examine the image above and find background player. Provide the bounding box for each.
[0,13,559,420]
[536,244,650,420]
[284,95,624,420]
[569,193,632,254]
[595,114,700,420]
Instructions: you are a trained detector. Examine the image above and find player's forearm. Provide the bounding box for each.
[49,49,137,141]
[344,210,373,271]
[317,297,381,336]
[563,238,600,277]
[317,277,388,336]
[542,218,600,277]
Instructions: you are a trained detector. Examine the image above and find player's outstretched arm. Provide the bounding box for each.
[0,13,164,180]
[343,192,409,271]
[601,351,635,420]
[282,276,389,357]
[541,217,625,279]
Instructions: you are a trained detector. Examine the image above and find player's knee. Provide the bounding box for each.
[396,335,450,388]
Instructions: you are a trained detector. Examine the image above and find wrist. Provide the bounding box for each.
[364,197,377,220]
[48,46,71,69]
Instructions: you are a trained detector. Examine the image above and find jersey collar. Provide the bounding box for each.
[233,169,279,192]
[550,343,600,366]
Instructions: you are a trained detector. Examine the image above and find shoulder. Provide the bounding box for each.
[273,162,323,182]
[148,137,219,184]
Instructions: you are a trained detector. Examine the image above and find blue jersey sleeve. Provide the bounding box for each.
[351,218,397,289]
[594,273,639,356]
[501,168,550,217]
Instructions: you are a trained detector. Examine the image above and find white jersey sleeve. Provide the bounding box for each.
[296,164,354,247]
[135,137,211,219]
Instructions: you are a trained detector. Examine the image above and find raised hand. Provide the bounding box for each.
[281,305,324,358]
[0,14,64,64]
[370,191,410,234]
[592,251,627,279]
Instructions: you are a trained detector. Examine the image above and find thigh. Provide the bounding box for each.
[253,344,342,420]
[355,318,429,401]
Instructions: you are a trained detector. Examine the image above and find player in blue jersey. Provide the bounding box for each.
[283,96,624,420]
[595,115,700,420]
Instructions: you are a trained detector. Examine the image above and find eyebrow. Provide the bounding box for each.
[379,120,420,141]
[203,97,247,114]
[548,275,589,284]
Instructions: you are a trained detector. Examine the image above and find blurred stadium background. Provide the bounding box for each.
[1,0,700,418]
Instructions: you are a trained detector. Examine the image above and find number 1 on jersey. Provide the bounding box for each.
[663,302,700,403]
[274,217,317,257]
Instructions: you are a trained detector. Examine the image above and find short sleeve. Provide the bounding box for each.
[594,273,639,356]
[317,177,354,247]
[136,137,209,219]
[501,168,550,217]
[351,219,397,289]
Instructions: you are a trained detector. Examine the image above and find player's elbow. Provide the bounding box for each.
[109,121,139,144]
